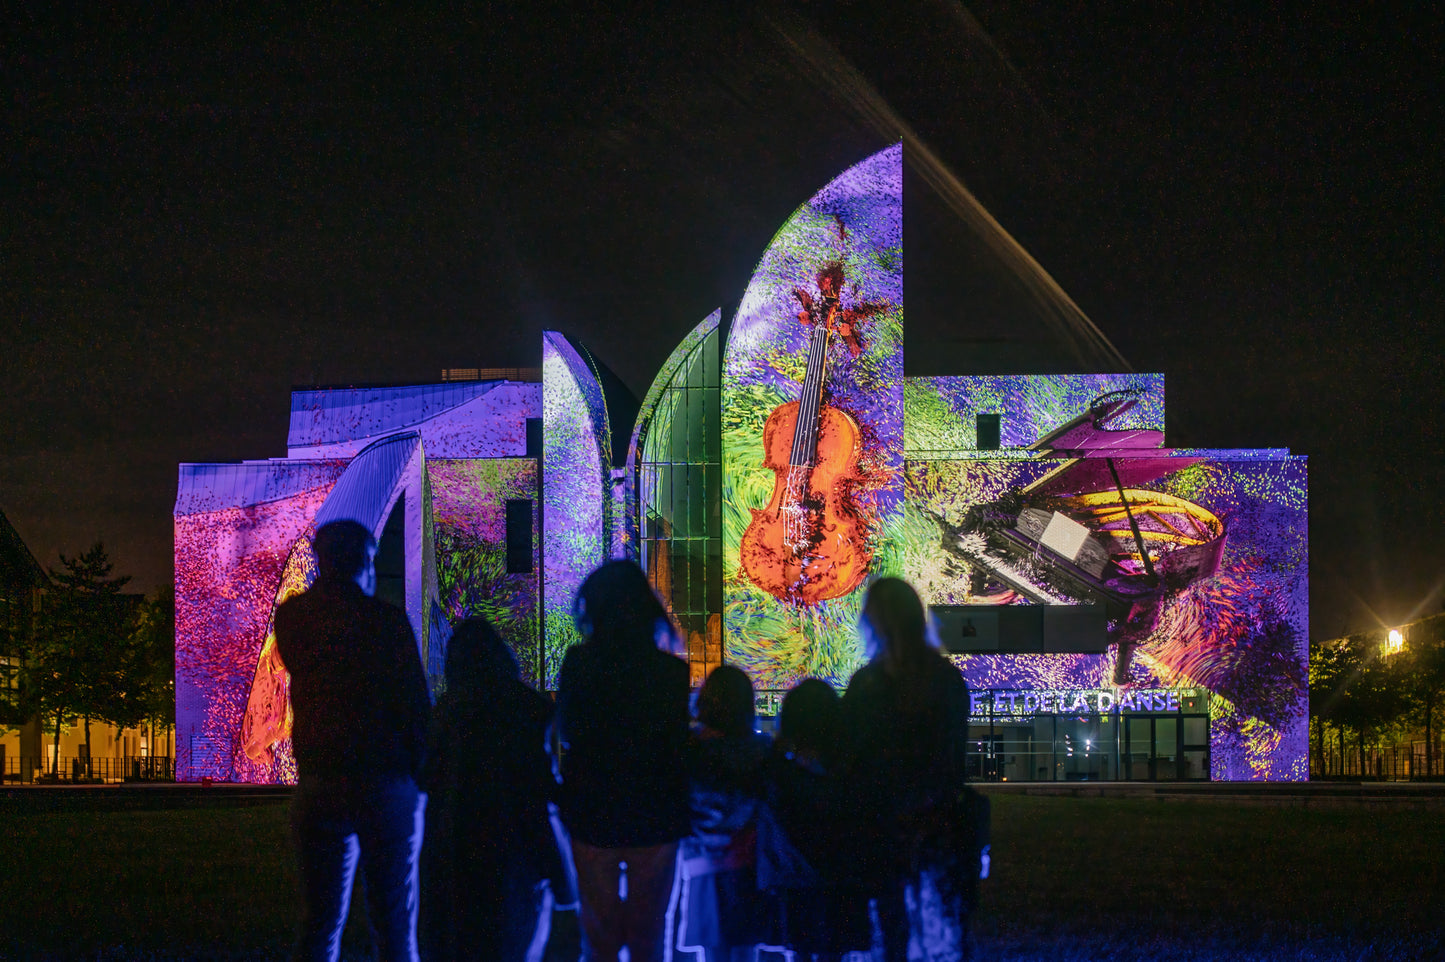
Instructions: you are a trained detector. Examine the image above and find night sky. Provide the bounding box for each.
[5,2,1441,638]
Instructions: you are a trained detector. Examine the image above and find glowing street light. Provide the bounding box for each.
[1385,628,1405,655]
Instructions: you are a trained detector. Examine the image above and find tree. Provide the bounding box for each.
[1312,632,1405,778]
[1401,617,1445,778]
[21,543,130,777]
[114,588,175,773]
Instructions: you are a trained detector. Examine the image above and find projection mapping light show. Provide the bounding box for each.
[542,332,611,689]
[174,145,1309,784]
[723,143,905,691]
[174,463,345,783]
[429,459,540,685]
[900,377,1309,780]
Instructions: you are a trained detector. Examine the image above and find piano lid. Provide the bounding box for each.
[1023,455,1202,498]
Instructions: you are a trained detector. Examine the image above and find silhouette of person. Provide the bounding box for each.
[419,617,560,962]
[678,665,771,962]
[275,519,432,962]
[841,577,972,962]
[757,678,870,960]
[555,560,690,962]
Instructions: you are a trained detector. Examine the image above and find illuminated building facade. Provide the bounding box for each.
[175,145,1307,783]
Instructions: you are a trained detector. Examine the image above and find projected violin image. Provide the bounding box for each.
[739,261,888,605]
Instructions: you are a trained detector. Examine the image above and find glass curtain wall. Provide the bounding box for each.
[639,328,721,686]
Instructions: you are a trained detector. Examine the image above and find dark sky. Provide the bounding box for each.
[4,2,1441,638]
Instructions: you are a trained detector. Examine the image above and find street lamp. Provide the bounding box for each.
[1385,628,1405,655]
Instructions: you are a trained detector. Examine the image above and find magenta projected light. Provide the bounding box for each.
[176,378,542,783]
[175,462,344,782]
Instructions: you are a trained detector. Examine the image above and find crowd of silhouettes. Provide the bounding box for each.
[281,525,983,962]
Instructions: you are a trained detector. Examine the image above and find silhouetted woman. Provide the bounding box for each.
[419,617,559,962]
[841,577,972,961]
[555,560,691,962]
[679,665,771,962]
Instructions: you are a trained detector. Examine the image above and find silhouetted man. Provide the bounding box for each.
[276,519,432,962]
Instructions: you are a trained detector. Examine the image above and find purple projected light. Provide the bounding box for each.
[287,381,539,459]
[723,143,905,691]
[905,374,1166,456]
[429,458,541,684]
[177,379,542,782]
[542,332,611,688]
[903,431,1308,780]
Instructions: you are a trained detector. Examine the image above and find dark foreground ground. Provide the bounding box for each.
[1,784,1440,961]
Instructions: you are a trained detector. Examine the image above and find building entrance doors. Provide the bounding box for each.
[1124,714,1210,780]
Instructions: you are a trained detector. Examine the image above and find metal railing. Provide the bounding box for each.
[1311,743,1444,781]
[1,755,174,784]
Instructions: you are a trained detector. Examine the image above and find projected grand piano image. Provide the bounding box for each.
[927,392,1227,684]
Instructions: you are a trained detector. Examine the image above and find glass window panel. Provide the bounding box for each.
[1055,715,1110,781]
[1183,715,1208,746]
[688,389,706,460]
[670,550,689,616]
[689,546,705,614]
[1127,718,1152,780]
[1182,750,1208,780]
[707,536,722,612]
[996,723,1040,782]
[704,386,721,461]
[1154,718,1178,758]
[672,465,689,537]
[670,389,689,462]
[703,331,719,386]
[1154,718,1178,780]
[707,463,722,536]
[966,725,993,781]
[689,467,705,535]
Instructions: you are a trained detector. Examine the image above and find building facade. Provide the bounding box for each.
[175,145,1308,783]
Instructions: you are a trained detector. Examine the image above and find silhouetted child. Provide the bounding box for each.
[679,665,772,962]
[757,679,870,961]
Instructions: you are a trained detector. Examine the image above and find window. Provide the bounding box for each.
[976,412,1002,449]
[505,500,534,574]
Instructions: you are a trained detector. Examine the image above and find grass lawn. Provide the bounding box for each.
[1,794,1440,960]
[973,795,1444,960]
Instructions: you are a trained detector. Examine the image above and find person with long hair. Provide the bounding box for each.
[555,560,691,962]
[841,577,973,961]
[418,617,559,962]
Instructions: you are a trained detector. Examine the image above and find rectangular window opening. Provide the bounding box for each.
[976,413,1002,450]
[505,499,534,574]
